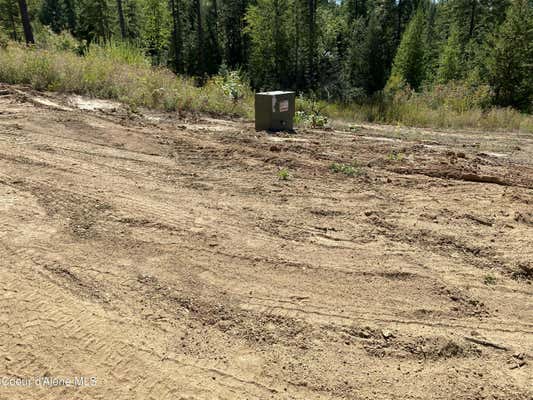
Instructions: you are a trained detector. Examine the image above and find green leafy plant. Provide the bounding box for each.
[483,275,497,285]
[278,168,290,180]
[329,162,361,176]
[214,69,246,103]
[387,151,405,162]
[295,95,329,128]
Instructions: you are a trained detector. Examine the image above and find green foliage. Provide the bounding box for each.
[0,31,8,48]
[329,162,360,176]
[436,24,463,83]
[245,0,292,90]
[78,0,114,44]
[278,168,290,180]
[387,8,427,91]
[34,26,82,52]
[0,0,531,125]
[87,40,149,66]
[486,0,533,111]
[295,95,329,127]
[387,151,405,162]
[0,0,22,41]
[141,0,170,65]
[39,0,76,33]
[214,69,247,102]
[0,43,252,117]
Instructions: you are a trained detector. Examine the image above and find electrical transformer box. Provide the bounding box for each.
[255,91,295,131]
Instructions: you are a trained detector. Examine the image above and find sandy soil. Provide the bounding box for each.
[0,84,531,400]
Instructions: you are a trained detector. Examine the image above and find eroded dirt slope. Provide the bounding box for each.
[0,84,531,399]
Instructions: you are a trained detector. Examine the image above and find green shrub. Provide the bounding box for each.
[0,42,253,117]
[329,162,361,176]
[278,168,290,180]
[295,95,329,128]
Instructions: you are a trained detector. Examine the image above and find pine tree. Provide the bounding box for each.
[436,24,463,83]
[168,0,183,72]
[141,0,170,64]
[116,0,127,38]
[204,0,222,74]
[64,0,77,32]
[245,0,291,89]
[220,0,249,68]
[387,7,426,90]
[123,0,140,39]
[39,0,65,33]
[0,0,22,41]
[78,0,114,43]
[487,0,533,110]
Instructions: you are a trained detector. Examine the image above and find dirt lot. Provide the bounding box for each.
[0,84,531,399]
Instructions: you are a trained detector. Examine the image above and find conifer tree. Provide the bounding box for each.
[436,24,463,83]
[387,7,427,90]
[487,0,533,110]
[39,0,65,33]
[141,0,170,64]
[78,0,114,43]
[245,0,291,89]
[0,0,22,40]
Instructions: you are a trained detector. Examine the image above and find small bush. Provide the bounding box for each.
[330,162,361,176]
[387,151,405,162]
[278,168,290,180]
[295,95,329,128]
[34,26,83,53]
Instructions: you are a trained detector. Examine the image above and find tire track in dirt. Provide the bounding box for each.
[0,88,531,399]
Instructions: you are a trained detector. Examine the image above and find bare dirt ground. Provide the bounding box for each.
[0,83,531,400]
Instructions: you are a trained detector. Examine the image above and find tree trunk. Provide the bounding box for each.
[17,0,34,44]
[170,0,182,72]
[9,10,18,41]
[117,0,127,39]
[195,0,205,76]
[397,0,402,43]
[469,0,476,39]
[64,0,76,31]
[307,0,317,87]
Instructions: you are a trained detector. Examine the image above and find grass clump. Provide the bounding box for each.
[387,151,406,162]
[329,162,361,176]
[278,168,290,180]
[483,275,497,285]
[0,41,253,117]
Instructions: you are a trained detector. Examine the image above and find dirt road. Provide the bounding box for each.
[0,84,531,399]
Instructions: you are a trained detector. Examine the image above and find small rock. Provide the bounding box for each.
[382,329,394,339]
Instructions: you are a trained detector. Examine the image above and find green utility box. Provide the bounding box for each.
[255,91,295,131]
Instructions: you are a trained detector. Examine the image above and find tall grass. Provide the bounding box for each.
[0,40,531,132]
[303,83,533,132]
[0,42,254,117]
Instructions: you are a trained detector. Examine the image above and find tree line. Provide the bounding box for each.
[1,0,532,110]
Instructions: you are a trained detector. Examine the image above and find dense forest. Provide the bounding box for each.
[1,0,532,111]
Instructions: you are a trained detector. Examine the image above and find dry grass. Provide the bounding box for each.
[1,42,531,132]
[0,42,254,117]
